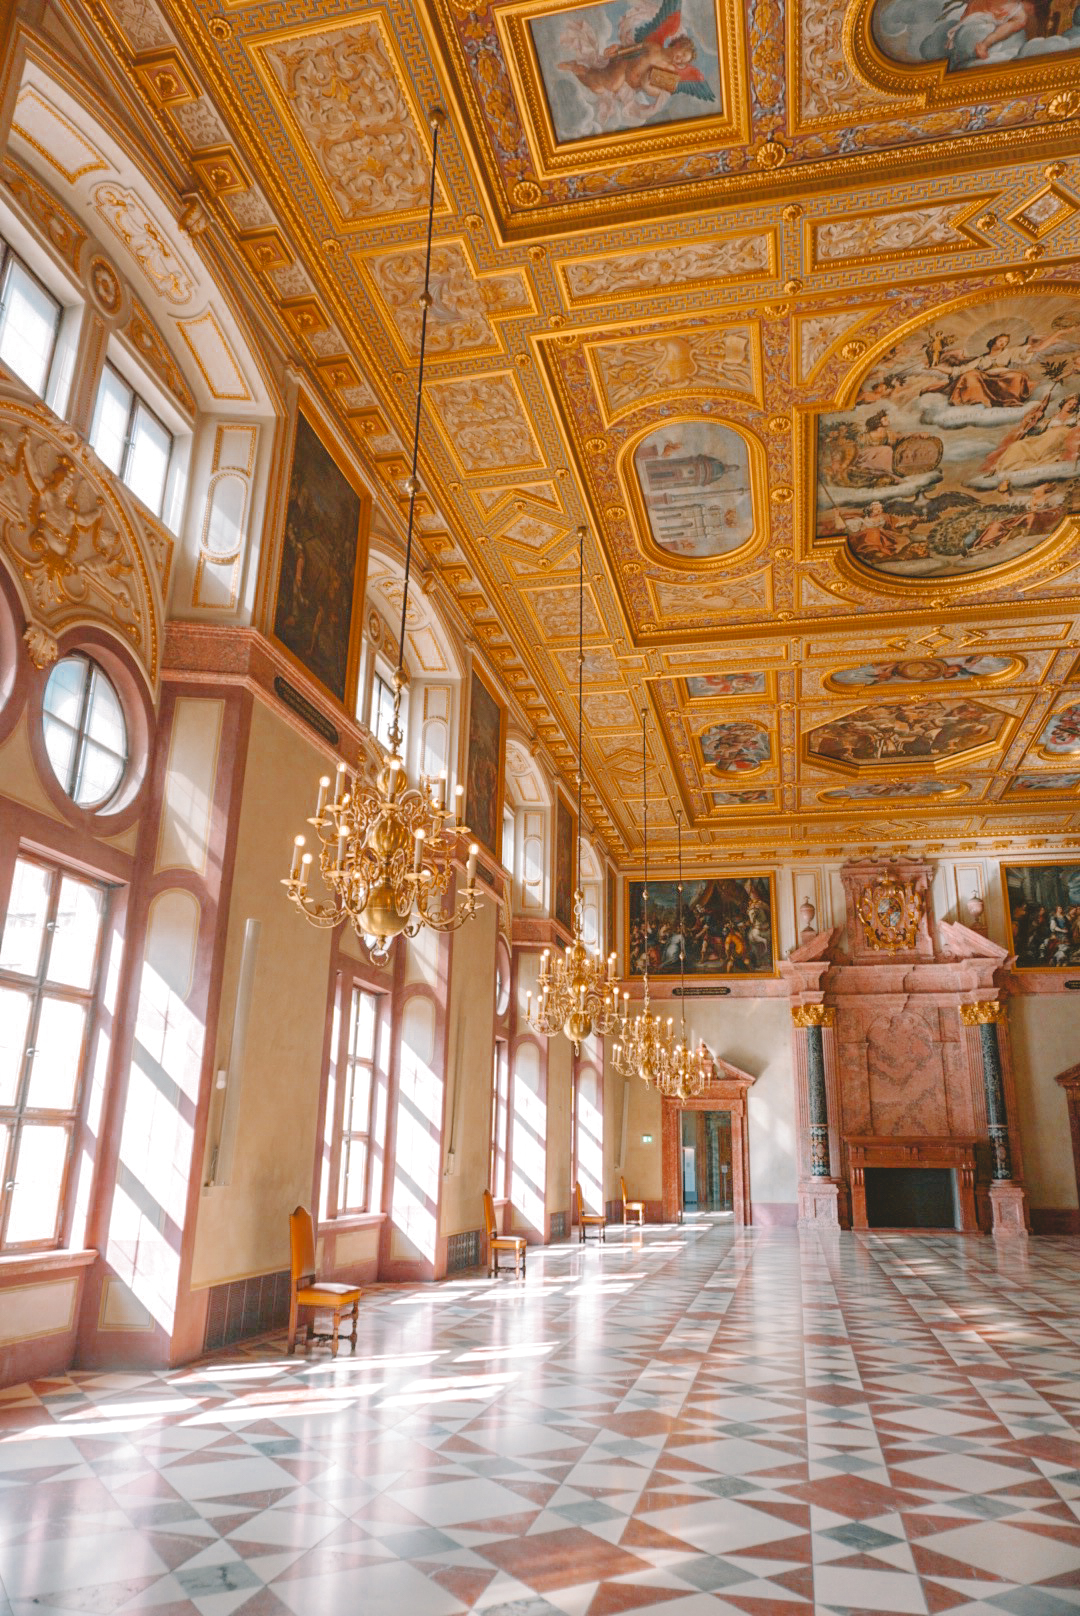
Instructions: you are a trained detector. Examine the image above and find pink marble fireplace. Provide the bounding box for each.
[781,859,1029,1240]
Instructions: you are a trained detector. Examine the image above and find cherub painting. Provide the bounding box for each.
[531,0,722,142]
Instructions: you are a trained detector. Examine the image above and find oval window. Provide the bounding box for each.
[42,653,129,809]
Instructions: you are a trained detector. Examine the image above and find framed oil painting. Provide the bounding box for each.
[1003,862,1080,968]
[626,873,776,976]
[554,790,576,934]
[529,0,724,146]
[464,662,506,862]
[271,407,369,709]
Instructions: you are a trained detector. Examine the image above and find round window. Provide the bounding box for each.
[42,653,129,809]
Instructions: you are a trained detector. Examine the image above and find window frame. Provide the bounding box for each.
[369,667,397,752]
[0,237,63,400]
[90,361,174,518]
[325,982,383,1218]
[489,1036,510,1200]
[0,854,110,1252]
[41,651,130,812]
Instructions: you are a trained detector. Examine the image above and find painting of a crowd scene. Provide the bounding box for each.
[807,699,1006,766]
[626,874,775,976]
[871,0,1080,73]
[1004,863,1080,968]
[816,293,1080,578]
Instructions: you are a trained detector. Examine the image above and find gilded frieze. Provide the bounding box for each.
[557,233,775,307]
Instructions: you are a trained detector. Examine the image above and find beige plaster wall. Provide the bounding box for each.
[440,898,497,1238]
[190,698,334,1287]
[602,995,797,1217]
[1008,995,1079,1211]
[0,710,70,822]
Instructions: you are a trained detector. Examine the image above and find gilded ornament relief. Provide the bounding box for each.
[0,412,161,679]
[92,183,194,305]
[811,202,982,264]
[256,21,433,221]
[366,243,531,356]
[427,374,543,473]
[560,236,771,304]
[588,324,757,417]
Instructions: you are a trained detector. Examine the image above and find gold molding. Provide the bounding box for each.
[792,1003,835,1026]
[959,1000,1005,1025]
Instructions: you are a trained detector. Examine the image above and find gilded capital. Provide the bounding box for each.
[960,1000,1006,1026]
[792,1003,836,1028]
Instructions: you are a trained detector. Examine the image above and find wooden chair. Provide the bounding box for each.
[482,1188,526,1278]
[621,1176,645,1227]
[287,1205,361,1357]
[574,1180,606,1243]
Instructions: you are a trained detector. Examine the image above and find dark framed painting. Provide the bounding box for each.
[1002,863,1080,969]
[626,872,776,977]
[464,661,506,862]
[554,791,576,935]
[271,405,369,709]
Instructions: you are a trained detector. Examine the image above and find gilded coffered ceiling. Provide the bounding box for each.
[43,0,1080,864]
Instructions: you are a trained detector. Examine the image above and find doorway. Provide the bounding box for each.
[681,1109,733,1211]
[660,1060,755,1226]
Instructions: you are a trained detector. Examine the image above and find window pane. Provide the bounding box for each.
[89,367,132,475]
[125,403,171,515]
[0,259,60,395]
[42,716,77,797]
[26,998,87,1111]
[73,738,125,809]
[86,665,126,756]
[340,1139,367,1212]
[0,987,31,1107]
[0,859,52,976]
[5,1124,68,1244]
[43,654,88,727]
[47,877,105,991]
[344,1063,372,1139]
[350,990,378,1062]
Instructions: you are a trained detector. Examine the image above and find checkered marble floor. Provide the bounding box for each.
[2,1224,1080,1616]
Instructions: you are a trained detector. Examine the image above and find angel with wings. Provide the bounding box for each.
[557,0,716,131]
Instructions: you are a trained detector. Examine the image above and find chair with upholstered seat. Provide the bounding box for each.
[287,1205,362,1357]
[483,1188,527,1278]
[574,1180,606,1242]
[621,1176,645,1227]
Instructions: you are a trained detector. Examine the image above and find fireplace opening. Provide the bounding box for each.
[863,1166,958,1230]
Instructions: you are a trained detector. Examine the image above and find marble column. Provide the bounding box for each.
[961,1000,1028,1238]
[792,1004,845,1229]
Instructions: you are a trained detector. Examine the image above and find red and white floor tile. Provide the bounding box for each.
[2,1224,1080,1616]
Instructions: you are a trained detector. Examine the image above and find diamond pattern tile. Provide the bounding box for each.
[1,1226,1079,1614]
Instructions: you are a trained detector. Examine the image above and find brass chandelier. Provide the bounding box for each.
[611,708,678,1090]
[282,109,480,963]
[526,525,619,1053]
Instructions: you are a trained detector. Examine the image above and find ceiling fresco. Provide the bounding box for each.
[48,0,1080,865]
